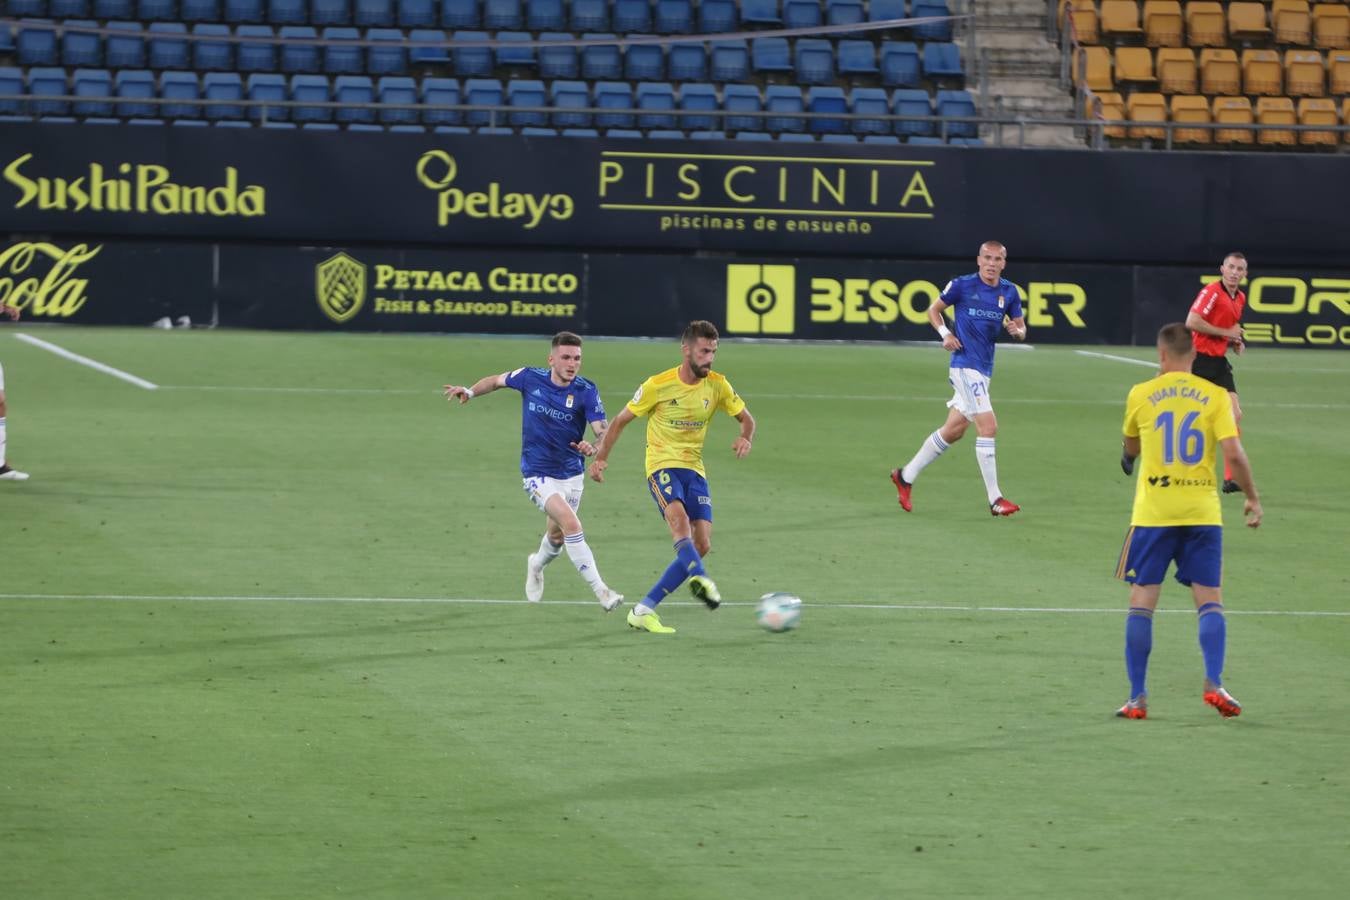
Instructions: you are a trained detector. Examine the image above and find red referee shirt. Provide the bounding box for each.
[1189,280,1246,357]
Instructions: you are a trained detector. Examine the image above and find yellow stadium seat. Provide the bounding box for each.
[1330,50,1350,93]
[1242,48,1284,94]
[1228,2,1272,42]
[1185,2,1228,46]
[1313,4,1350,50]
[1296,96,1340,145]
[1085,91,1128,138]
[1143,1,1185,46]
[1061,0,1101,44]
[1255,96,1297,145]
[1156,47,1199,92]
[1170,94,1213,143]
[1115,46,1158,86]
[1212,95,1255,144]
[1077,45,1115,92]
[1285,49,1326,96]
[1102,1,1146,42]
[1272,0,1313,45]
[1127,91,1168,139]
[1199,48,1241,94]
[1343,98,1350,142]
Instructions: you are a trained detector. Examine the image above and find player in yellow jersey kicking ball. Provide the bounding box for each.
[589,321,756,634]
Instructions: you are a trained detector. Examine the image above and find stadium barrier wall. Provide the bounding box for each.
[3,125,1348,266]
[5,238,1346,348]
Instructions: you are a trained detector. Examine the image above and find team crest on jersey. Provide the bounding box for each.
[565,394,574,408]
[997,295,1005,308]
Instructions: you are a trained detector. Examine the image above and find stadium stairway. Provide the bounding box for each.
[975,0,1084,146]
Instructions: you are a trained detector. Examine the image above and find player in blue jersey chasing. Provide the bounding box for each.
[891,241,1026,516]
[444,332,623,612]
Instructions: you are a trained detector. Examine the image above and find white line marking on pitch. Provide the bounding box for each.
[15,333,158,390]
[1074,350,1157,368]
[1,593,1346,617]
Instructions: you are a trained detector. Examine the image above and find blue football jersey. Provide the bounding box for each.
[939,273,1023,378]
[505,367,606,478]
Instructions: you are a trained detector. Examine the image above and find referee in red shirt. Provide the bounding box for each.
[1186,251,1248,494]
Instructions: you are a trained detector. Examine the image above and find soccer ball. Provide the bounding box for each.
[756,592,802,633]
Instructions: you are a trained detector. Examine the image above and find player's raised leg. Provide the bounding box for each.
[525,525,565,603]
[892,408,965,511]
[543,493,623,611]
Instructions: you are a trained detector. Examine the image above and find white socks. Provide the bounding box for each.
[563,531,605,591]
[975,436,1002,504]
[533,534,564,568]
[0,417,6,466]
[901,430,950,483]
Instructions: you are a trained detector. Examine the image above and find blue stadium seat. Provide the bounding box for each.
[0,24,12,56]
[368,28,408,74]
[779,132,814,142]
[389,123,427,132]
[126,117,166,125]
[462,77,502,126]
[648,129,685,139]
[421,76,461,124]
[821,133,857,143]
[483,0,522,29]
[654,0,693,33]
[376,74,418,123]
[849,86,889,134]
[837,40,877,76]
[180,0,221,21]
[668,44,706,81]
[114,69,156,116]
[261,120,298,128]
[441,0,480,28]
[869,0,905,21]
[62,21,102,68]
[636,81,676,128]
[907,135,942,145]
[17,25,58,67]
[409,29,450,65]
[72,68,113,117]
[245,71,287,120]
[879,41,920,88]
[752,38,791,75]
[806,84,846,132]
[506,78,547,126]
[268,0,307,24]
[433,124,471,133]
[236,25,276,72]
[794,39,833,84]
[827,0,863,24]
[765,84,804,133]
[605,128,643,138]
[323,27,364,75]
[550,80,590,128]
[354,0,396,26]
[709,41,747,82]
[147,23,189,70]
[398,0,437,26]
[538,33,578,78]
[84,116,122,125]
[203,71,244,119]
[52,0,90,17]
[723,83,762,131]
[192,24,234,72]
[215,120,253,127]
[698,0,736,32]
[452,31,492,77]
[223,0,264,23]
[520,126,555,135]
[28,68,70,117]
[688,129,725,140]
[346,122,383,131]
[891,87,932,137]
[950,136,984,146]
[496,31,536,68]
[862,134,901,144]
[137,0,176,21]
[740,0,780,25]
[105,22,147,69]
[171,119,210,126]
[922,42,964,85]
[593,81,634,128]
[735,131,773,141]
[334,74,375,123]
[783,0,821,29]
[300,121,338,129]
[581,34,621,80]
[570,0,608,31]
[678,82,716,129]
[0,68,24,116]
[9,1,49,15]
[311,0,351,25]
[279,26,320,73]
[625,44,664,81]
[161,70,202,119]
[527,0,565,30]
[912,0,953,41]
[936,88,976,138]
[289,73,332,122]
[613,0,652,33]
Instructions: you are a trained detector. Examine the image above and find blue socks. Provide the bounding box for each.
[1197,602,1227,685]
[643,538,706,608]
[1125,607,1154,699]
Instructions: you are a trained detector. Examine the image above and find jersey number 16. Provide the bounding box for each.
[1155,411,1205,465]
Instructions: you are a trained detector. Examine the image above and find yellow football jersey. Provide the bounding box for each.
[1123,371,1237,527]
[626,367,746,477]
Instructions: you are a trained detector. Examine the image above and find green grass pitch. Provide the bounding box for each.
[2,327,1348,899]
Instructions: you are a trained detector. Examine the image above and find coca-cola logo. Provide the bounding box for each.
[0,242,101,317]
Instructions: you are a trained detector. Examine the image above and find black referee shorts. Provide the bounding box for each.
[1192,352,1236,393]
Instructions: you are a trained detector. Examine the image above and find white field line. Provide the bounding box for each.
[0,592,1346,617]
[14,333,158,390]
[1074,350,1157,368]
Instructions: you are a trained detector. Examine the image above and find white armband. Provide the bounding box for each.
[937,325,952,339]
[464,388,475,400]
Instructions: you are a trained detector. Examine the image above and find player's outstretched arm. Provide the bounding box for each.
[444,372,507,405]
[1220,436,1263,528]
[589,407,635,482]
[732,408,756,459]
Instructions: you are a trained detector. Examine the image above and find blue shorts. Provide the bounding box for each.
[647,468,713,522]
[1115,525,1223,588]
